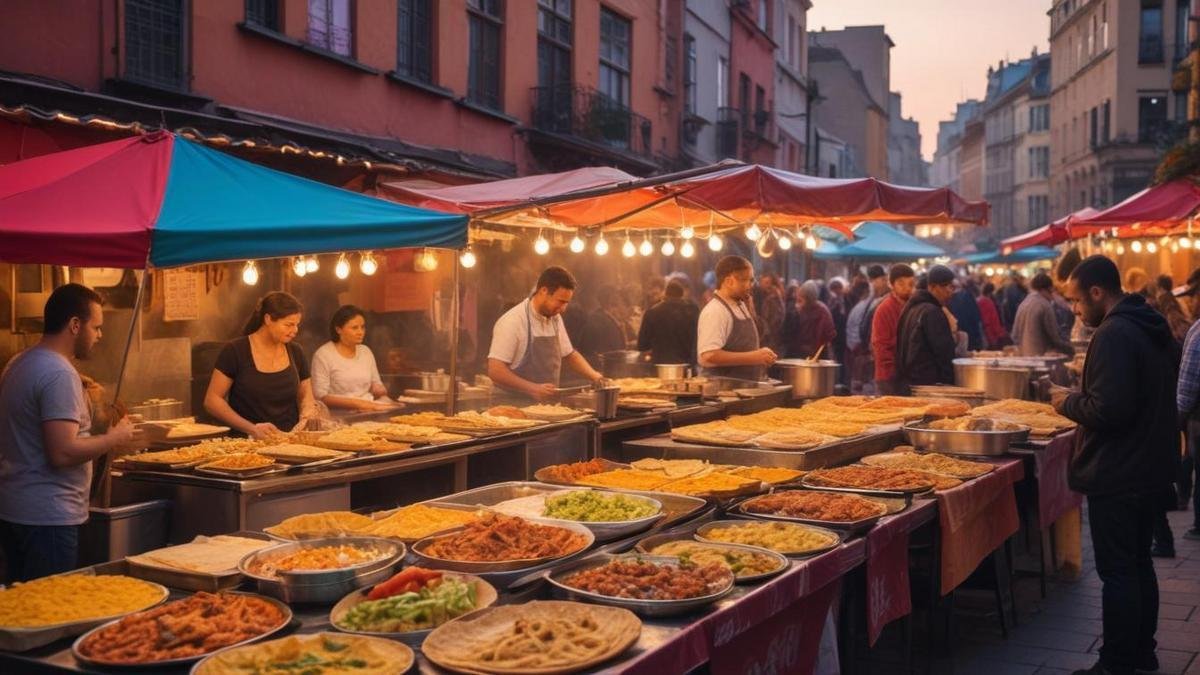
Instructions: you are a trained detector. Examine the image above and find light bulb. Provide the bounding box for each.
[534,234,550,255]
[334,254,350,279]
[1181,238,1193,249]
[241,260,259,285]
[661,238,676,256]
[359,252,378,276]
[1116,243,1126,255]
[459,247,477,268]
[570,235,586,253]
[681,225,695,240]
[639,236,654,256]
[1193,238,1200,249]
[1160,236,1171,245]
[805,233,818,250]
[778,233,793,251]
[680,240,695,258]
[1147,241,1158,253]
[1131,241,1143,253]
[292,257,308,277]
[985,267,996,277]
[594,235,609,255]
[745,223,762,241]
[305,256,319,273]
[756,233,776,258]
[622,237,636,258]
[1172,241,1180,253]
[708,233,724,252]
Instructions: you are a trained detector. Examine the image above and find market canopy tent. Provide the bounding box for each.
[0,131,468,269]
[999,207,1098,253]
[385,163,990,239]
[1068,179,1200,238]
[962,246,1060,265]
[813,221,946,261]
[377,166,639,214]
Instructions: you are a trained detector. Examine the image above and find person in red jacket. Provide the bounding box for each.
[871,264,916,394]
[977,281,1010,348]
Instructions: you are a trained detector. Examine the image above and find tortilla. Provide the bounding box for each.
[127,535,271,575]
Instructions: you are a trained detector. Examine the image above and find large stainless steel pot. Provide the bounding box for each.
[655,363,691,380]
[600,350,654,378]
[773,359,840,399]
[417,371,452,392]
[953,359,1032,400]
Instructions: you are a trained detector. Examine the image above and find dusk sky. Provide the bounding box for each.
[808,0,1051,161]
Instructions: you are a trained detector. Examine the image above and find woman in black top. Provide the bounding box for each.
[204,292,317,439]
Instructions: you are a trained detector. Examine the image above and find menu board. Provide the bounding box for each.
[162,268,201,321]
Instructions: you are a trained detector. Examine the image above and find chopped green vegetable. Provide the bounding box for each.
[543,491,659,522]
[336,578,477,633]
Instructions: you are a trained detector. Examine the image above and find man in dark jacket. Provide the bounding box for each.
[894,265,957,391]
[1052,255,1179,675]
[947,280,984,351]
[637,279,700,365]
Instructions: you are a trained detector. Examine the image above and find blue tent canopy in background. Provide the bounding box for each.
[963,246,1060,265]
[813,221,945,261]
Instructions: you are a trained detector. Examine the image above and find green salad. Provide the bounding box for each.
[543,491,659,522]
[336,578,477,633]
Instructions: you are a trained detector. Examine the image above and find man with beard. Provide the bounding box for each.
[0,284,137,580]
[1051,256,1179,675]
[698,255,777,380]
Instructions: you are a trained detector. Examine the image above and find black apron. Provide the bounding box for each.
[703,295,763,381]
[498,300,563,402]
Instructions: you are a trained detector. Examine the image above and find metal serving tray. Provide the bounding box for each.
[632,534,789,584]
[695,519,844,559]
[409,518,595,580]
[124,532,275,593]
[533,458,631,486]
[545,553,735,617]
[800,472,931,499]
[729,487,904,534]
[621,429,904,471]
[238,537,404,604]
[425,482,664,543]
[903,423,1030,457]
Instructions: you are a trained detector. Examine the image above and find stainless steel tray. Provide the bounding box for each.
[801,472,932,498]
[633,534,789,584]
[425,482,664,543]
[71,592,292,669]
[533,458,631,486]
[410,518,595,577]
[194,463,287,479]
[903,423,1030,456]
[621,429,904,471]
[546,553,734,617]
[695,519,843,559]
[239,537,405,604]
[730,488,902,534]
[0,575,169,653]
[124,533,275,592]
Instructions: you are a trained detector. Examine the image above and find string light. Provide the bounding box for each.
[778,232,793,250]
[1160,236,1171,245]
[459,246,477,268]
[292,257,308,277]
[622,232,636,258]
[594,234,609,255]
[639,233,654,256]
[534,230,550,255]
[661,237,676,256]
[1147,241,1158,253]
[359,251,378,276]
[334,253,351,279]
[756,232,776,258]
[805,232,818,250]
[414,248,439,272]
[1172,241,1179,253]
[745,222,762,241]
[680,240,695,258]
[680,225,695,240]
[708,231,724,252]
[1182,238,1193,249]
[570,234,586,253]
[1131,240,1143,253]
[1116,243,1126,255]
[241,260,259,285]
[305,256,319,273]
[985,267,996,277]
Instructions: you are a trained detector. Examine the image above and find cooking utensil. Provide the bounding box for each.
[238,537,404,604]
[655,363,691,380]
[772,359,840,399]
[903,422,1030,456]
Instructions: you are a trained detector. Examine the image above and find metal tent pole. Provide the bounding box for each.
[97,264,150,507]
[446,254,461,416]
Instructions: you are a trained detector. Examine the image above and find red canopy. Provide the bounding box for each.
[380,163,989,239]
[1069,179,1200,237]
[999,207,1098,252]
[376,166,639,213]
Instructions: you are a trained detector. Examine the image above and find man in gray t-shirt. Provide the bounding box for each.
[0,284,135,581]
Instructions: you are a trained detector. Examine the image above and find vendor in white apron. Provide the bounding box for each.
[697,255,778,381]
[487,266,604,402]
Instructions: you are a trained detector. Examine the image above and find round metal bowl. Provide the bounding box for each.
[238,537,405,604]
[903,422,1031,457]
[633,534,789,584]
[410,518,595,573]
[490,490,665,542]
[773,359,840,399]
[72,592,291,669]
[694,519,843,559]
[546,554,735,617]
[328,572,499,647]
[655,363,692,380]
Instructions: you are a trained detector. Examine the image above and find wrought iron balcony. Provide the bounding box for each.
[531,84,653,158]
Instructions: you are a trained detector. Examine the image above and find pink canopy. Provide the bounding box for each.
[377,166,639,213]
[1069,179,1200,238]
[379,163,989,239]
[999,207,1098,253]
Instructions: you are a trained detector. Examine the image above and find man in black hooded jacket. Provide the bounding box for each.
[894,265,958,392]
[1052,255,1179,675]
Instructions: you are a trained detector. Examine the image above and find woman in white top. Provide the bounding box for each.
[311,306,399,412]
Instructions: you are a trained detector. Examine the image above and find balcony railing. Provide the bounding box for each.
[531,84,653,158]
[716,106,740,158]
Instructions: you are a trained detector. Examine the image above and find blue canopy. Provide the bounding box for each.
[153,136,468,267]
[813,221,945,261]
[963,246,1060,265]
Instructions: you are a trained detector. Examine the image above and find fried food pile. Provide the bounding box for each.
[742,491,887,521]
[562,558,732,600]
[423,514,588,562]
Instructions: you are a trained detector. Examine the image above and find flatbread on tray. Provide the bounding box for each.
[421,600,641,675]
[126,535,271,575]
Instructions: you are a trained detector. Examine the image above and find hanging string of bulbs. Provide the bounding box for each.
[239,251,381,285]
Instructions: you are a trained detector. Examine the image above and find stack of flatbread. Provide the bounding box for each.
[127,535,271,575]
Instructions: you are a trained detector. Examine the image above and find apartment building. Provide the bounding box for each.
[983,52,1051,239]
[773,0,812,173]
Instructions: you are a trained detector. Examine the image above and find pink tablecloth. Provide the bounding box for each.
[1032,431,1083,529]
[865,500,937,645]
[937,457,1025,595]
